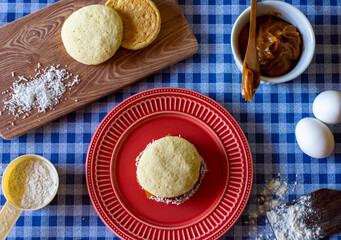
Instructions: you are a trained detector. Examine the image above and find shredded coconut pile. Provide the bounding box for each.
[2,64,80,121]
[267,195,321,240]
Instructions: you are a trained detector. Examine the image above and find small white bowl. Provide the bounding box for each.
[231,1,315,84]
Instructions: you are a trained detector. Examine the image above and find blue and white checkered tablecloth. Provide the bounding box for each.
[0,0,340,239]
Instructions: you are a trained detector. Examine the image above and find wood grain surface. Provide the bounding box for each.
[0,0,198,140]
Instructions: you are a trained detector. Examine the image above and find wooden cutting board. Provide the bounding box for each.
[0,0,198,140]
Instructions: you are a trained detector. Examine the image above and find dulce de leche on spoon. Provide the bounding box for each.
[241,0,260,102]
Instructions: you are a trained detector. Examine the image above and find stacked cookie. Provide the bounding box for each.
[136,136,206,205]
[61,0,161,65]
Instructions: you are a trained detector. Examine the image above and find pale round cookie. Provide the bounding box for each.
[61,5,123,65]
[137,136,201,198]
[105,0,161,50]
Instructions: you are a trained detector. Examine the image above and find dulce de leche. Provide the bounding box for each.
[239,15,302,77]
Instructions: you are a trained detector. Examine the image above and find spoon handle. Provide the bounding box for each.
[0,201,23,240]
[242,0,260,102]
[247,0,258,54]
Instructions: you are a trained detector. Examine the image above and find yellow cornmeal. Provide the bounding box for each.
[61,5,123,65]
[105,0,161,50]
[4,160,31,208]
[137,136,201,198]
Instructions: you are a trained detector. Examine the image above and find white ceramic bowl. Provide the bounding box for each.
[231,1,315,84]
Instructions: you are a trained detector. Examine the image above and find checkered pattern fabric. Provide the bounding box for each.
[0,0,340,239]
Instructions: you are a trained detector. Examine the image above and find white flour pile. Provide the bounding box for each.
[2,64,80,121]
[248,178,288,222]
[247,177,321,240]
[7,158,58,209]
[267,195,321,240]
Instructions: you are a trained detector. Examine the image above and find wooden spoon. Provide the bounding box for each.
[267,189,341,240]
[241,0,260,102]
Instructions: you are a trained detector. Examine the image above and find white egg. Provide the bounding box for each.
[313,90,341,124]
[295,118,334,159]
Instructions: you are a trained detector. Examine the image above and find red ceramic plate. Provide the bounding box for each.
[86,88,253,240]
